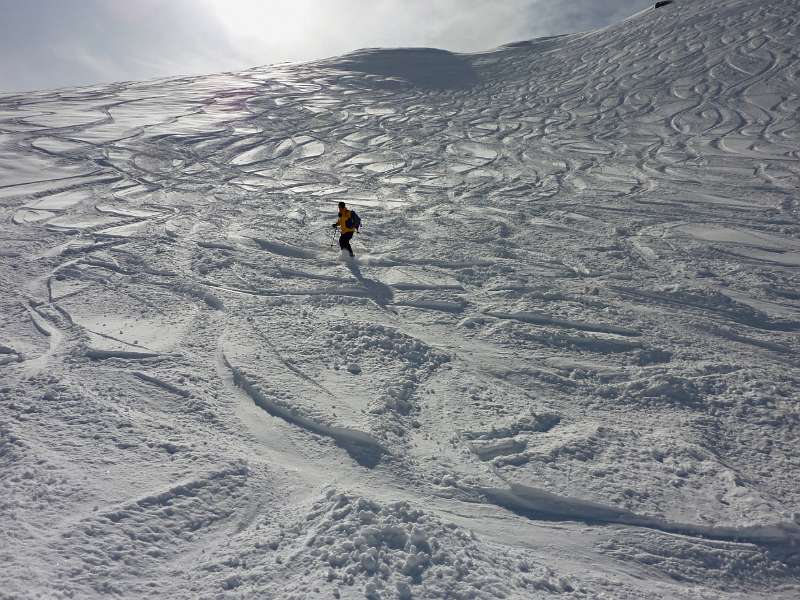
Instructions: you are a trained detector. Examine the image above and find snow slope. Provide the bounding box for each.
[2,0,800,597]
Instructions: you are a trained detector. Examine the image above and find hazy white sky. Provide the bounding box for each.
[0,0,653,94]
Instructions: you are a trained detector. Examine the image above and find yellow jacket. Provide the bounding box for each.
[335,208,356,234]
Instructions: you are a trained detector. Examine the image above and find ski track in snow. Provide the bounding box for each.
[2,1,800,598]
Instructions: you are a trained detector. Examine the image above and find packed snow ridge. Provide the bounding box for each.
[2,0,800,598]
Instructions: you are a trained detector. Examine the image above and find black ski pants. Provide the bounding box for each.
[339,231,354,256]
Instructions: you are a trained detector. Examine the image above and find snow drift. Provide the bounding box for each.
[2,0,800,597]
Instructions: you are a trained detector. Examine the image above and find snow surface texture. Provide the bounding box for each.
[2,0,800,597]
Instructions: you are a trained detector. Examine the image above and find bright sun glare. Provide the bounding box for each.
[205,0,311,39]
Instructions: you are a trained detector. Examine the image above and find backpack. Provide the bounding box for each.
[346,210,361,230]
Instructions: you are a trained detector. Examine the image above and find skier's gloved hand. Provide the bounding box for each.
[331,224,338,229]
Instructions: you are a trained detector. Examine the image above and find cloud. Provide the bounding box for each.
[0,0,654,94]
[0,0,244,93]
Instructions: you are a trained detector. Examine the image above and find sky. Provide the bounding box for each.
[0,0,655,94]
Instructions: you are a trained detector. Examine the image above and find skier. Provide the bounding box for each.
[331,201,358,258]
